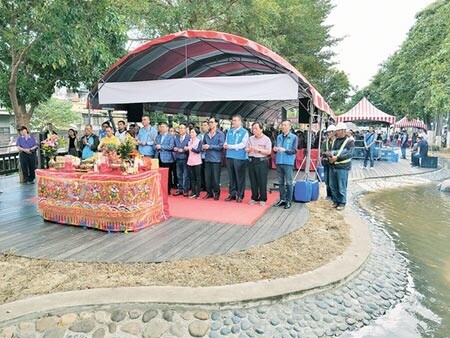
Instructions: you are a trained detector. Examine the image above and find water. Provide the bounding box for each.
[361,184,450,337]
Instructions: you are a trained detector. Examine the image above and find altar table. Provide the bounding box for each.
[36,168,170,232]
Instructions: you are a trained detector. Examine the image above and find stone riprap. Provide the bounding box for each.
[0,209,409,338]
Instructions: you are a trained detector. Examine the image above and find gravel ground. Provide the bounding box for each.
[0,199,349,305]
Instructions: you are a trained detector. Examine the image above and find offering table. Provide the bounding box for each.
[35,168,170,232]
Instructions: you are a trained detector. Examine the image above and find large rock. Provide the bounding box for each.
[119,322,143,336]
[36,317,60,332]
[439,179,450,193]
[143,318,169,338]
[69,319,96,333]
[188,320,209,337]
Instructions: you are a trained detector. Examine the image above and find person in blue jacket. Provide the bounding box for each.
[202,117,225,200]
[273,120,298,209]
[224,114,249,203]
[362,126,376,169]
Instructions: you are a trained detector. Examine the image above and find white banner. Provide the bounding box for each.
[98,74,298,104]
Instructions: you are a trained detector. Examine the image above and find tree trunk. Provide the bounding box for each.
[447,114,450,148]
[435,113,443,137]
[14,105,32,129]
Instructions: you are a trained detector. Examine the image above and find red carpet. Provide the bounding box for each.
[168,188,279,226]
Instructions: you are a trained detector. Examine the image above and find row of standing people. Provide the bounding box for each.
[76,115,313,210]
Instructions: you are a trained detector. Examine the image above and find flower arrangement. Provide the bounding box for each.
[41,134,63,157]
[118,137,138,160]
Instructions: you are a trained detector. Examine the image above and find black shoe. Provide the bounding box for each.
[225,195,236,201]
[236,197,243,203]
[274,200,286,207]
[173,190,182,196]
[203,194,213,199]
[284,202,292,209]
[214,194,220,201]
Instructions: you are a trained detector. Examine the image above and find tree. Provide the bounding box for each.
[0,0,128,129]
[361,0,449,129]
[316,68,352,112]
[30,98,80,132]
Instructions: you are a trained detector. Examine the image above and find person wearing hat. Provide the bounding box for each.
[16,126,38,184]
[327,122,354,210]
[321,124,336,200]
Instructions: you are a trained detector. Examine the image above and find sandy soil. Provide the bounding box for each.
[0,199,349,304]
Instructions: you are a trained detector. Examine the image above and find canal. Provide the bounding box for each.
[360,183,450,337]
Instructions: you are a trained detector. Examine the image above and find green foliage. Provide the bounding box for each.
[30,98,80,132]
[117,138,135,159]
[0,0,128,125]
[316,68,352,112]
[357,0,450,122]
[147,111,170,124]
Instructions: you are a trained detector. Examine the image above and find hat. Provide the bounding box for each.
[335,122,347,130]
[326,125,336,132]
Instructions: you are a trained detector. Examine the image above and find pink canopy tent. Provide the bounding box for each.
[336,97,395,125]
[395,116,427,130]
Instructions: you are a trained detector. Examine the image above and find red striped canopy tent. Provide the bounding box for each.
[336,97,395,125]
[394,116,427,130]
[89,30,334,123]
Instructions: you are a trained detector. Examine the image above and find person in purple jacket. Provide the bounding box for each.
[16,126,38,184]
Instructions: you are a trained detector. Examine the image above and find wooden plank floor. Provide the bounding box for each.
[0,149,436,264]
[349,148,436,182]
[0,171,307,263]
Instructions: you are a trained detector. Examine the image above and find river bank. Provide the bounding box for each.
[1,163,448,338]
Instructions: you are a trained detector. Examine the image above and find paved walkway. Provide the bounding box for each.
[0,155,447,338]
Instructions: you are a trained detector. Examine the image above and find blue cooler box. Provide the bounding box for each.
[390,153,399,162]
[293,180,319,203]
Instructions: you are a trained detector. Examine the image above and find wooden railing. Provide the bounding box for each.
[0,146,20,175]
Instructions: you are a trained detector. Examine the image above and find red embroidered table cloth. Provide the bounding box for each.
[36,169,170,232]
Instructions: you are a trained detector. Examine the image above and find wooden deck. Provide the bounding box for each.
[0,149,437,263]
[349,149,437,182]
[0,171,308,263]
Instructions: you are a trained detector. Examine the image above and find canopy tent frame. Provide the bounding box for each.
[336,97,395,125]
[89,30,335,180]
[89,30,333,123]
[394,116,427,130]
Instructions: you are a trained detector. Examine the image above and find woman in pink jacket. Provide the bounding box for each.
[186,127,203,198]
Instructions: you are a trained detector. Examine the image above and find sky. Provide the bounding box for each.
[326,0,436,89]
